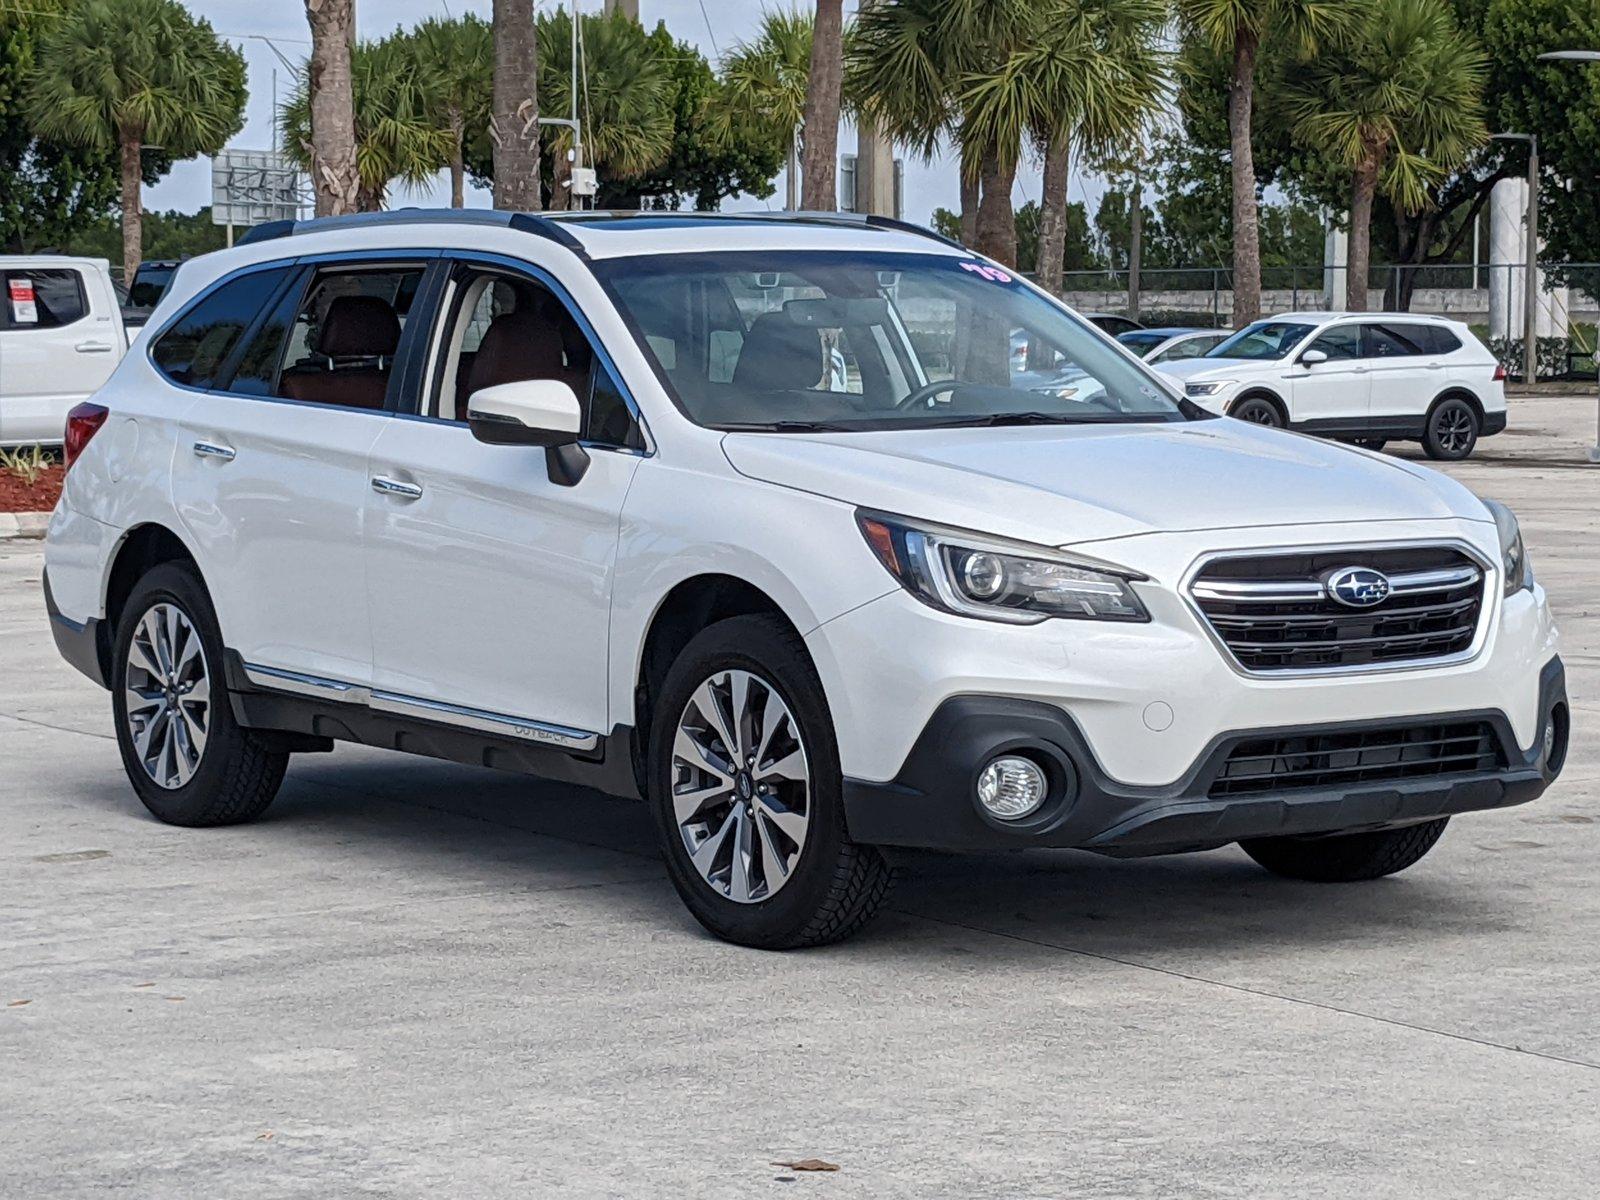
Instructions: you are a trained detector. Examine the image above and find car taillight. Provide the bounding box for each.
[64,402,109,469]
[1493,362,1507,382]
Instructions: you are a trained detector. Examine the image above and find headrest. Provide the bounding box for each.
[466,310,569,395]
[731,310,823,391]
[316,295,401,358]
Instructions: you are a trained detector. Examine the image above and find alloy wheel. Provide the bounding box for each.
[123,602,210,789]
[671,669,810,903]
[1434,406,1474,455]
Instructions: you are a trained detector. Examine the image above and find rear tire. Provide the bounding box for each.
[1240,818,1449,882]
[111,563,288,827]
[647,614,894,949]
[1423,398,1479,460]
[1231,396,1284,427]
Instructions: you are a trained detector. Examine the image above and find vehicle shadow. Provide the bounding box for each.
[264,746,1519,961]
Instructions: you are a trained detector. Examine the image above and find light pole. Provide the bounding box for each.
[1537,49,1600,464]
[1489,132,1539,388]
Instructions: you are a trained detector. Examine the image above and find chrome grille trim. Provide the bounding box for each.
[1185,541,1493,677]
[1190,563,1482,605]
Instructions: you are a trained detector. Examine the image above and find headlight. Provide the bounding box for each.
[857,511,1149,624]
[1483,498,1531,595]
[1184,380,1234,397]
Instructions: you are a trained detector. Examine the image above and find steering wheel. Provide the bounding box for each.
[894,379,960,411]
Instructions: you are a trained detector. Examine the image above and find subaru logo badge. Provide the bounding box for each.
[1326,566,1391,608]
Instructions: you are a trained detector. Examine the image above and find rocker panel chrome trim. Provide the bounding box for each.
[240,662,597,751]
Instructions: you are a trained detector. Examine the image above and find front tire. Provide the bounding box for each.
[1423,398,1479,460]
[111,563,288,827]
[647,614,894,949]
[1231,396,1284,427]
[1240,818,1449,882]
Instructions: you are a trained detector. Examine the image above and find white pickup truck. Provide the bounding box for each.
[1,255,128,447]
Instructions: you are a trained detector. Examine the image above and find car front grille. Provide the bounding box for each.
[1191,545,1486,672]
[1209,720,1504,797]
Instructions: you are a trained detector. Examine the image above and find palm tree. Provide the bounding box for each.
[413,15,494,209]
[961,0,1168,292]
[1175,0,1357,325]
[281,36,452,212]
[847,0,1033,265]
[538,8,673,210]
[25,0,245,280]
[802,0,845,210]
[492,0,540,211]
[302,0,360,217]
[1287,0,1487,311]
[716,10,814,208]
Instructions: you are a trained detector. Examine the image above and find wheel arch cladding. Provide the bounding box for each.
[104,523,209,650]
[635,574,808,743]
[1430,388,1484,419]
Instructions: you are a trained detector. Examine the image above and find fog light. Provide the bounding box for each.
[976,755,1048,820]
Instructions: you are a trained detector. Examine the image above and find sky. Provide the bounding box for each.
[150,0,1106,225]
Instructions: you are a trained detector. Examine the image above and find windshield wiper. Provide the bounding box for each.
[717,419,859,433]
[916,411,1082,428]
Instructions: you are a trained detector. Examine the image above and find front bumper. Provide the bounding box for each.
[843,657,1567,854]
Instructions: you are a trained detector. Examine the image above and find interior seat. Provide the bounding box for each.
[457,309,585,420]
[731,311,823,391]
[280,295,401,410]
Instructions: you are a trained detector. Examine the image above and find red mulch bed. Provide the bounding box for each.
[0,463,64,513]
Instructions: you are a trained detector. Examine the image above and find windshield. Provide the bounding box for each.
[593,251,1193,431]
[1207,320,1315,361]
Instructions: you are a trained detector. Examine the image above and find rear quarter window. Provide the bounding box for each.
[151,266,292,390]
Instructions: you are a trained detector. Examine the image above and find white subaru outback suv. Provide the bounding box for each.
[1155,313,1507,460]
[44,211,1566,949]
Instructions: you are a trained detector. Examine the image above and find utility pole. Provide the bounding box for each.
[1128,166,1143,323]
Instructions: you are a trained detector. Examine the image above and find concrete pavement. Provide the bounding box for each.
[4,396,1599,1197]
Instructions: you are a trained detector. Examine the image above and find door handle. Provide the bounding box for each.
[1351,366,1369,374]
[75,341,113,353]
[371,475,423,500]
[192,441,236,462]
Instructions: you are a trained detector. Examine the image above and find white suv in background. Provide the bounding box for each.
[44,212,1565,948]
[1,255,127,446]
[1155,313,1506,460]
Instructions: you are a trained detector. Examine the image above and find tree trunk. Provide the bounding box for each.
[801,0,844,210]
[118,125,142,282]
[304,0,360,218]
[975,149,1017,269]
[1347,158,1378,312]
[1035,131,1071,294]
[1227,29,1261,326]
[448,110,466,208]
[959,172,979,246]
[492,0,541,210]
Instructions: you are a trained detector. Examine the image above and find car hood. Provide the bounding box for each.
[1152,356,1275,382]
[721,419,1489,547]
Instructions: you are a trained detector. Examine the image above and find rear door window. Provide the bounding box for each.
[150,266,293,390]
[3,268,87,329]
[1364,324,1427,358]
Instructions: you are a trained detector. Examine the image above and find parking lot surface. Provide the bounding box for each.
[4,396,1599,1198]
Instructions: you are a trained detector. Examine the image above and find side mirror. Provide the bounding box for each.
[466,378,590,486]
[1300,349,1328,367]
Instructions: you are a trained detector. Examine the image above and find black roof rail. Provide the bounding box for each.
[233,208,585,253]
